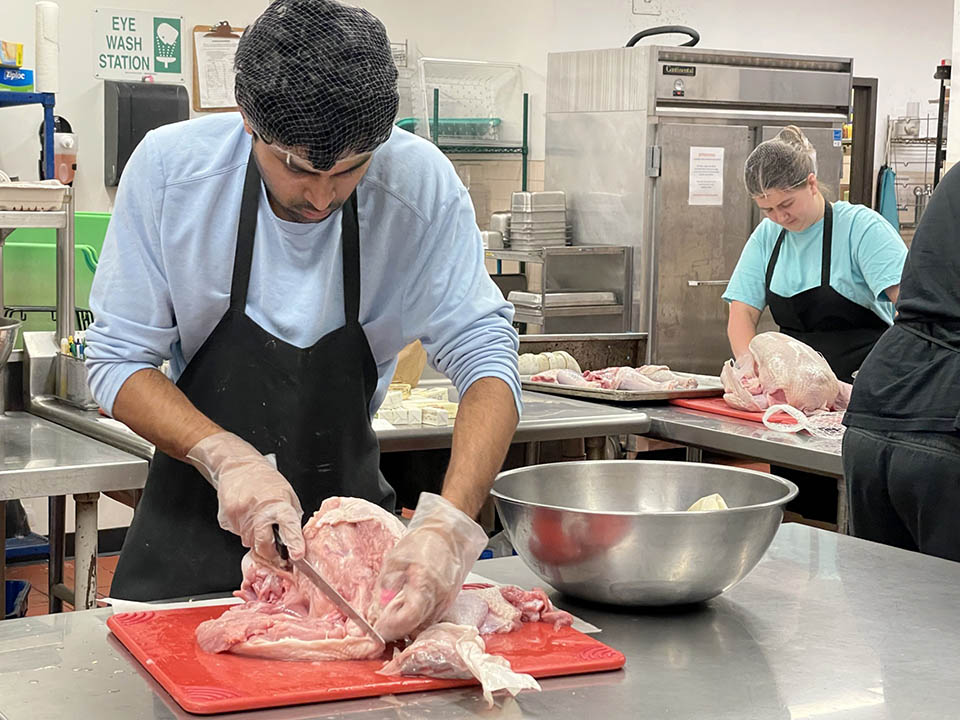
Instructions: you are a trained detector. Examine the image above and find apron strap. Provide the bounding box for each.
[897,320,960,354]
[341,190,362,326]
[230,150,261,312]
[765,228,786,292]
[820,201,833,287]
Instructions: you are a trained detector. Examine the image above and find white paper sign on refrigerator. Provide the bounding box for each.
[689,146,725,206]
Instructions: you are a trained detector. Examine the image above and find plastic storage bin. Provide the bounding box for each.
[5,579,30,619]
[417,57,524,146]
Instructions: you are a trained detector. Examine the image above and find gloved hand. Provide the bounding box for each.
[735,352,757,377]
[371,493,488,642]
[186,431,305,563]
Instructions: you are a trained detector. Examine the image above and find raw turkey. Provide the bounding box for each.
[378,622,541,707]
[195,497,404,661]
[532,365,697,391]
[721,332,852,413]
[443,583,573,633]
[195,495,569,709]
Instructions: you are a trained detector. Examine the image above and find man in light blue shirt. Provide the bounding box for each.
[89,0,518,636]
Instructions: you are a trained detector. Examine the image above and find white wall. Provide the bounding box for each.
[0,0,952,213]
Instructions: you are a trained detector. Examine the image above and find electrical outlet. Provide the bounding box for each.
[633,0,661,15]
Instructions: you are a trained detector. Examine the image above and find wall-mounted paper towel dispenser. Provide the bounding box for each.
[104,81,189,186]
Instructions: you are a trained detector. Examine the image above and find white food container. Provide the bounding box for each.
[0,180,67,211]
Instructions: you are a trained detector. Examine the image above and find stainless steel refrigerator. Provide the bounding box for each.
[545,46,852,373]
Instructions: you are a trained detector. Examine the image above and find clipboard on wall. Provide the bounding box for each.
[192,21,245,112]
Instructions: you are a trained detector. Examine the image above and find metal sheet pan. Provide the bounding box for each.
[522,372,723,403]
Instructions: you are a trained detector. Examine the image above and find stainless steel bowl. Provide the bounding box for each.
[0,317,21,369]
[492,460,798,606]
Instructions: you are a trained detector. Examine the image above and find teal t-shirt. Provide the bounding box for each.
[723,201,907,324]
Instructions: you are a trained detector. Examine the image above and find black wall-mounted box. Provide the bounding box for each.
[103,81,189,186]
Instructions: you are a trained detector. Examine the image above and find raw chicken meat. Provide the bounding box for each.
[530,368,599,387]
[378,622,541,707]
[444,584,574,633]
[533,365,698,391]
[721,332,851,413]
[195,497,404,661]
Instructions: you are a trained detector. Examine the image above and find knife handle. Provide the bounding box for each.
[272,524,290,561]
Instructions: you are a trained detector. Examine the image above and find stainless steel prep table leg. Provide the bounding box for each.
[586,437,606,461]
[48,495,65,613]
[685,447,704,463]
[73,493,99,610]
[836,477,849,535]
[524,441,540,466]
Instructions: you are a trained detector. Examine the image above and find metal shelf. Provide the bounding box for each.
[431,88,529,190]
[0,91,56,180]
[514,305,625,321]
[486,246,628,264]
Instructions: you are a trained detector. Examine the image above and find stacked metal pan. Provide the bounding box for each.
[506,191,572,250]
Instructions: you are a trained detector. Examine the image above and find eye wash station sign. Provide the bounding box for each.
[93,8,184,82]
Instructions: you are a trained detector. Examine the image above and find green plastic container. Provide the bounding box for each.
[3,212,109,346]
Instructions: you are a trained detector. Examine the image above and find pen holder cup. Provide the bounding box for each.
[56,353,99,410]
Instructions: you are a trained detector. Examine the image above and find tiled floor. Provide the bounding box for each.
[6,553,119,617]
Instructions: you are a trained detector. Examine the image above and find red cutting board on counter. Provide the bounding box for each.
[107,607,625,715]
[669,397,797,424]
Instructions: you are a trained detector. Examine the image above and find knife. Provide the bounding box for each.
[272,525,385,646]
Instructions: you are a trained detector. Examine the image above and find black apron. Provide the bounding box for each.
[111,153,394,601]
[764,202,889,383]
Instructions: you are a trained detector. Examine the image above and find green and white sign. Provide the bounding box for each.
[93,8,184,82]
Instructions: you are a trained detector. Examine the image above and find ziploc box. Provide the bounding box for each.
[1,41,24,68]
[0,67,34,92]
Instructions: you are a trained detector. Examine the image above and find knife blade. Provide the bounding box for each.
[272,525,385,646]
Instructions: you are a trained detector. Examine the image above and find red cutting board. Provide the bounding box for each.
[670,397,797,424]
[107,607,625,715]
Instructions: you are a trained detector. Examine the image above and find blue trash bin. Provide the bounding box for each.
[5,579,31,619]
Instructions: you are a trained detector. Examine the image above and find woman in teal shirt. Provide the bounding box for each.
[723,126,907,382]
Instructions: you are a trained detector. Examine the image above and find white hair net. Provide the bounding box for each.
[743,126,818,197]
[234,0,399,171]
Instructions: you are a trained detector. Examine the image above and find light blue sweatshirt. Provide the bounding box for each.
[86,114,521,417]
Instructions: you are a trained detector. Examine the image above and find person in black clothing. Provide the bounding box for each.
[842,163,960,561]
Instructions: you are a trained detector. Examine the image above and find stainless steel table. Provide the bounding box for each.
[2,524,958,719]
[29,390,651,459]
[638,405,846,529]
[0,412,148,615]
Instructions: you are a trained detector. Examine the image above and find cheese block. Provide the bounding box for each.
[401,404,423,425]
[392,407,412,425]
[422,406,450,426]
[411,387,449,402]
[378,407,400,424]
[388,383,412,399]
[381,390,404,409]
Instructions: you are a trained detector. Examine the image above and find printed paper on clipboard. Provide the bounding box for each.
[193,22,243,111]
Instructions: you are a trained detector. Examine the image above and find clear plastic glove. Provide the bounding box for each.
[372,493,488,642]
[735,352,757,378]
[186,431,305,563]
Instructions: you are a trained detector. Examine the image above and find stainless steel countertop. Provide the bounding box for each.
[639,405,843,476]
[2,524,958,719]
[378,390,651,452]
[0,411,148,501]
[28,391,651,459]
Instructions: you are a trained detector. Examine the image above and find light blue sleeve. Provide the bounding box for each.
[852,214,907,301]
[403,185,522,416]
[85,132,180,416]
[722,226,769,311]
